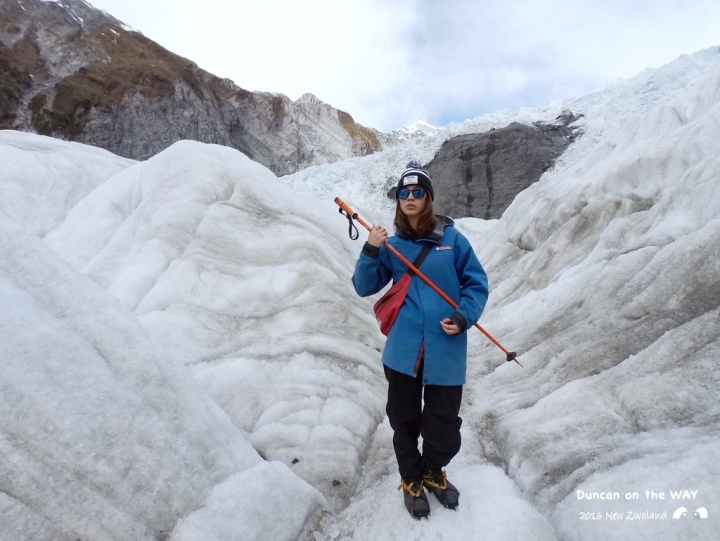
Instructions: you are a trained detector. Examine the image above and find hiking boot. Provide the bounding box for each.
[422,468,460,509]
[398,478,430,519]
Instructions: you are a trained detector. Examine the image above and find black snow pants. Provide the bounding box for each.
[384,360,463,482]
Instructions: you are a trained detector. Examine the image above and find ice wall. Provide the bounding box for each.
[41,141,388,509]
[0,213,323,540]
[0,131,135,237]
[458,61,720,540]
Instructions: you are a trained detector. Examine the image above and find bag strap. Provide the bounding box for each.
[406,242,434,277]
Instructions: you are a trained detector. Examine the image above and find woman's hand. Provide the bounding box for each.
[440,318,460,335]
[368,225,388,247]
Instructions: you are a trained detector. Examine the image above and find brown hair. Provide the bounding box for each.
[394,195,438,237]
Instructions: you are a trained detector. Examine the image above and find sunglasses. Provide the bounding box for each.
[397,188,427,200]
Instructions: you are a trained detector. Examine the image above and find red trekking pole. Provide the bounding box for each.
[335,197,522,367]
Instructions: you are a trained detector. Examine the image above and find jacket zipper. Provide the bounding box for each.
[413,341,424,374]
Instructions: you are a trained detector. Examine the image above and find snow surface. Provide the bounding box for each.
[40,142,390,509]
[383,119,440,143]
[0,212,323,540]
[456,57,720,541]
[2,47,720,541]
[169,461,324,541]
[0,131,135,237]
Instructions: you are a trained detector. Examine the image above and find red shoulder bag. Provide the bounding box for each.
[373,243,433,336]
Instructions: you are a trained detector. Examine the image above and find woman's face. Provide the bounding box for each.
[398,185,427,218]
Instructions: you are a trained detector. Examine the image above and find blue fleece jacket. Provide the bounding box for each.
[352,217,488,385]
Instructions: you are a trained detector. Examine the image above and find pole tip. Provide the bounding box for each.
[506,351,522,366]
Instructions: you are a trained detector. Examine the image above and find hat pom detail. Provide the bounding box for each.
[397,160,434,200]
[406,160,423,169]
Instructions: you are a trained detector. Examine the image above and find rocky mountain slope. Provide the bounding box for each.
[0,0,381,175]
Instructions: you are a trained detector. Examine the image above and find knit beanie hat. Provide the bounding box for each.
[396,160,434,200]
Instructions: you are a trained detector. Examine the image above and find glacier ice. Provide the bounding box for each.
[1,46,720,541]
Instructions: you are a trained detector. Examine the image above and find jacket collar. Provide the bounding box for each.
[397,215,454,245]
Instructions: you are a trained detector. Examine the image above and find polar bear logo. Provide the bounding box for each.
[673,507,688,519]
[694,507,708,519]
[673,507,708,519]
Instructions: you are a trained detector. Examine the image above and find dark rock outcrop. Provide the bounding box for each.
[424,121,579,219]
[0,0,382,175]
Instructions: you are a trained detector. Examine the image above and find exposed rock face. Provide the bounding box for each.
[0,0,382,175]
[425,121,579,219]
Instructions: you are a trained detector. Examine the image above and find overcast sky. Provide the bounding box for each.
[86,0,720,132]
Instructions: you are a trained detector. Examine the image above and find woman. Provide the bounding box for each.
[352,161,489,519]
